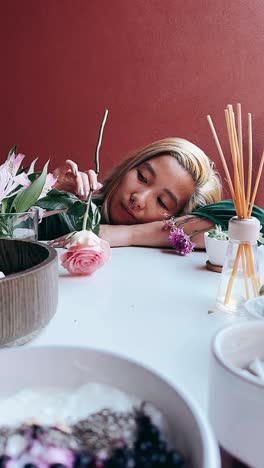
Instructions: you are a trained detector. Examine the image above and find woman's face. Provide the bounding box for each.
[109,155,195,224]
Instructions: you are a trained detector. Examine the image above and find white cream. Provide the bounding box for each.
[0,383,141,427]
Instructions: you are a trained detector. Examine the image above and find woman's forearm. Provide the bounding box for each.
[99,216,214,248]
[131,217,214,248]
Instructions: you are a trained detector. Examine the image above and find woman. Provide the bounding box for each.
[45,138,223,249]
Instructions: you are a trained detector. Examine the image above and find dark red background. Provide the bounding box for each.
[1,0,264,205]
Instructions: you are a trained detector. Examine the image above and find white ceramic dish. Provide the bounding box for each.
[0,346,220,468]
[204,232,229,267]
[209,322,264,468]
[244,295,264,319]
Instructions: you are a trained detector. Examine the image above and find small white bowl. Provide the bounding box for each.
[209,322,264,468]
[0,346,220,468]
[244,296,264,320]
[204,232,229,267]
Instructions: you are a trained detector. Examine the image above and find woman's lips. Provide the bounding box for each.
[121,203,139,223]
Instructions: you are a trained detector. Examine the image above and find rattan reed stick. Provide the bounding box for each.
[207,115,235,200]
[241,245,249,300]
[248,150,264,217]
[237,103,245,213]
[224,244,242,304]
[224,109,242,216]
[246,113,253,212]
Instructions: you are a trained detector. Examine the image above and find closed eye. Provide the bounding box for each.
[137,170,147,183]
[157,197,168,210]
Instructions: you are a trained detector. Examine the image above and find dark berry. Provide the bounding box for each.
[127,458,136,468]
[49,465,66,468]
[168,450,185,466]
[74,452,93,468]
[23,464,38,468]
[105,447,135,468]
[134,411,186,467]
[136,440,153,453]
[157,440,167,452]
[155,452,167,465]
[147,424,160,442]
[137,414,152,427]
[31,424,44,438]
[0,456,9,468]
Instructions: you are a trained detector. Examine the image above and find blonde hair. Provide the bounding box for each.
[97,138,222,223]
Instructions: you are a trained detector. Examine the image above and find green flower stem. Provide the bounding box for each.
[82,109,108,231]
[82,190,93,230]
[189,227,211,239]
[95,109,108,175]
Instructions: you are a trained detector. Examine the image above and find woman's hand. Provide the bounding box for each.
[48,226,133,249]
[48,232,75,249]
[53,160,102,200]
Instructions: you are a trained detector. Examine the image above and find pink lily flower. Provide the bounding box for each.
[0,153,31,203]
[39,173,57,199]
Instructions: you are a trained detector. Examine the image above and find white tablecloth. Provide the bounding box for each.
[28,247,242,414]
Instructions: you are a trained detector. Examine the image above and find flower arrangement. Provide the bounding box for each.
[0,109,110,277]
[0,147,55,238]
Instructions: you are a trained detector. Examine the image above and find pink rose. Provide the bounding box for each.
[60,230,111,276]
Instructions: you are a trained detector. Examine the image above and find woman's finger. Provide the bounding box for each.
[65,159,78,176]
[75,171,85,197]
[48,232,73,246]
[86,169,98,190]
[80,172,91,199]
[49,239,68,248]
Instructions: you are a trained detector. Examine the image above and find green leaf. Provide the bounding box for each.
[0,194,19,214]
[259,234,264,244]
[13,161,49,213]
[37,197,101,239]
[193,200,264,234]
[27,158,38,174]
[36,190,80,211]
[28,171,42,183]
[67,200,86,217]
[88,201,101,233]
[8,145,17,158]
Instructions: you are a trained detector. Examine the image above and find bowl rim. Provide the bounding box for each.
[212,322,264,388]
[0,239,57,280]
[0,345,221,468]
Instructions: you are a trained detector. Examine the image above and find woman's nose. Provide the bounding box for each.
[130,191,149,209]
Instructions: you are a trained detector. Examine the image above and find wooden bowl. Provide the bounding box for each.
[0,239,58,346]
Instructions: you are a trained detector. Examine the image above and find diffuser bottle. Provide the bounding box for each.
[216,216,261,315]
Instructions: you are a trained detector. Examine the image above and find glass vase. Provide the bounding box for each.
[0,208,39,241]
[216,216,261,315]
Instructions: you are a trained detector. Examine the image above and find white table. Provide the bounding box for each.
[28,247,242,414]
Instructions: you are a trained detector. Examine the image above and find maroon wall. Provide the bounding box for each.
[1,0,264,205]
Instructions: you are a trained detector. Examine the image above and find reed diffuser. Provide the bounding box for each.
[207,104,264,313]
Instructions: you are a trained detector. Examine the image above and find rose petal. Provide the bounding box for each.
[61,244,111,276]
